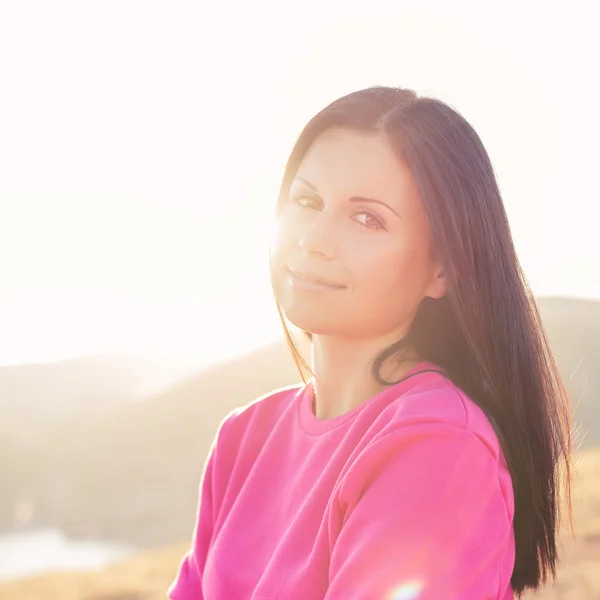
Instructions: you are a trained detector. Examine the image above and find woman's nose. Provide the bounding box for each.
[298,214,336,260]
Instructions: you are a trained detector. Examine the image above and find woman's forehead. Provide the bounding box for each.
[294,127,422,211]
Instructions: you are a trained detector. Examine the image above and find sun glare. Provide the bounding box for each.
[388,580,424,600]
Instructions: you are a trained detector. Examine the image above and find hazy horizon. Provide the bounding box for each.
[0,292,598,369]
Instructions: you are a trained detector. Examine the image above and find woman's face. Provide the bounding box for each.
[269,127,445,339]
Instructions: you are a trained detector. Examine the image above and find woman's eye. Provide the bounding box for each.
[294,195,319,209]
[291,195,385,231]
[354,212,385,230]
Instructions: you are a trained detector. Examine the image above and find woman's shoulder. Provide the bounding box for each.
[344,371,514,514]
[215,382,306,440]
[379,369,505,463]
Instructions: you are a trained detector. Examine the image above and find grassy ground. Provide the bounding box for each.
[1,449,598,600]
[0,543,189,600]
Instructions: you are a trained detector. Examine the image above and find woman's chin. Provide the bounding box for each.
[283,307,337,337]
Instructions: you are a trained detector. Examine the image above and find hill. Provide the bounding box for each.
[0,353,197,443]
[537,297,600,448]
[1,339,306,542]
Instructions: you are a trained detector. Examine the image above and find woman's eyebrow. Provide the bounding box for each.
[348,196,402,219]
[293,176,319,192]
[293,176,403,219]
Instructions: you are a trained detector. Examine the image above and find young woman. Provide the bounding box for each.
[169,87,572,599]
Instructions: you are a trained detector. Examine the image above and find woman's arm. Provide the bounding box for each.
[326,422,515,599]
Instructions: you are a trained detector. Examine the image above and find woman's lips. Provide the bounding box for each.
[287,268,347,291]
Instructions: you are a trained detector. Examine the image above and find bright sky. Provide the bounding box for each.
[0,0,598,366]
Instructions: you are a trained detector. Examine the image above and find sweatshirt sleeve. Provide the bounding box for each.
[167,432,219,599]
[327,422,515,600]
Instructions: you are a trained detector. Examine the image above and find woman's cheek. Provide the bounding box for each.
[269,216,296,269]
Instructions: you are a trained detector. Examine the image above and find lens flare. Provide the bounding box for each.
[388,580,424,600]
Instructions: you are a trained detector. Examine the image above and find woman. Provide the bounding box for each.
[169,87,572,599]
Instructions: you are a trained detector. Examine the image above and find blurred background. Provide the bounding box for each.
[0,0,598,598]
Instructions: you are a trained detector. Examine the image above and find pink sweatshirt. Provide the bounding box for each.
[168,361,515,599]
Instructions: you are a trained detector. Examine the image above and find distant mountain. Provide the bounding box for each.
[0,353,198,443]
[0,296,597,551]
[38,339,305,545]
[0,338,305,540]
[537,296,600,448]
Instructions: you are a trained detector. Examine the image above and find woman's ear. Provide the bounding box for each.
[425,265,447,300]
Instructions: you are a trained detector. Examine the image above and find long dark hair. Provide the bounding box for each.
[274,87,572,595]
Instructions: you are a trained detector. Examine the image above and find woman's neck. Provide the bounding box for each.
[309,334,421,420]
